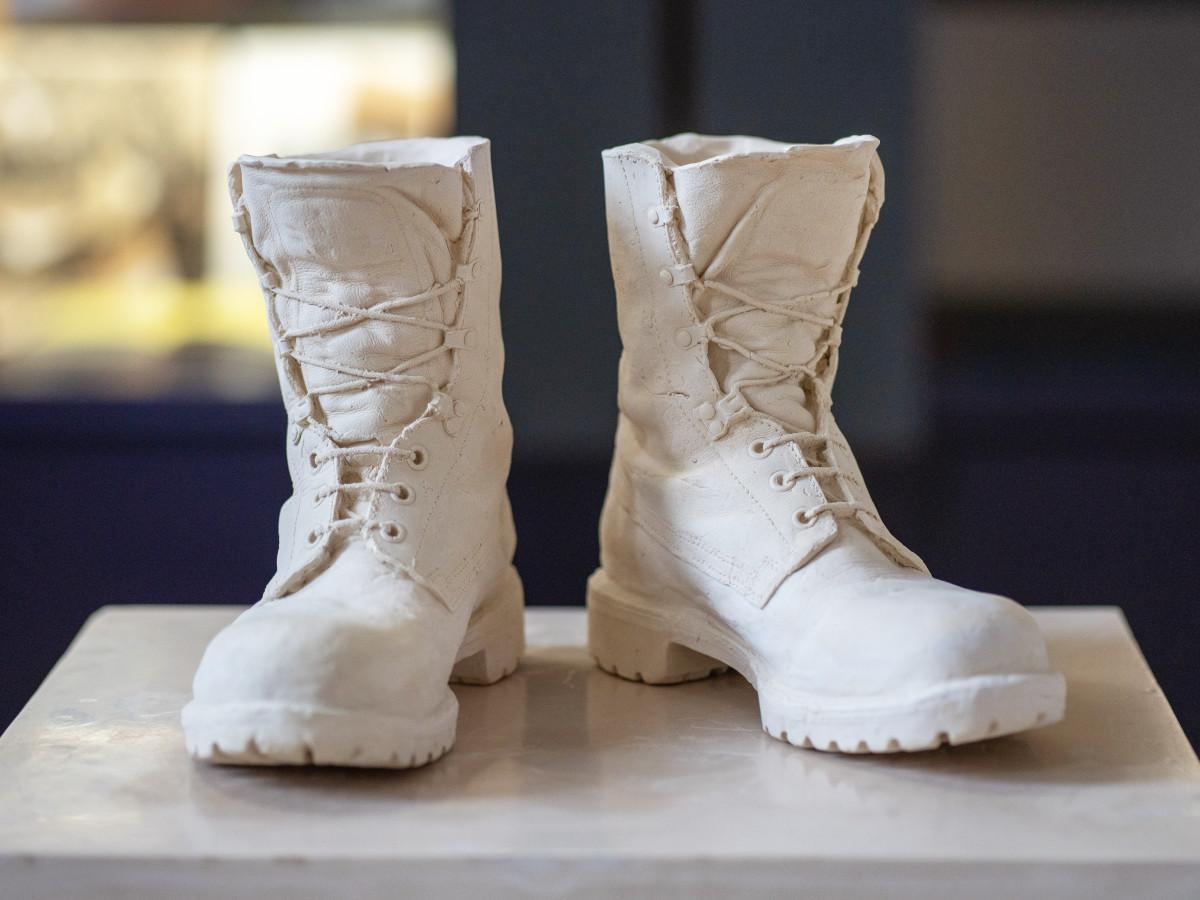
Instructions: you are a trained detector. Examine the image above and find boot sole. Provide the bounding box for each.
[182,566,524,769]
[586,570,1066,754]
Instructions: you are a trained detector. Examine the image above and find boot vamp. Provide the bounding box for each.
[755,528,1052,697]
[191,541,461,718]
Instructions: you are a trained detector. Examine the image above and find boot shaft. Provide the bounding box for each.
[228,138,515,607]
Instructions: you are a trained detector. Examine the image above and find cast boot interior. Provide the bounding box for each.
[182,136,523,768]
[588,133,1066,753]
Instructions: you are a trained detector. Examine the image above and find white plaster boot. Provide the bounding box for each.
[182,137,523,768]
[589,134,1065,752]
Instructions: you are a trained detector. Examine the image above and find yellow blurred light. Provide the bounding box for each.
[0,279,269,357]
[0,20,454,395]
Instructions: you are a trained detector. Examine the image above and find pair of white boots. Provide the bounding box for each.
[182,134,1065,768]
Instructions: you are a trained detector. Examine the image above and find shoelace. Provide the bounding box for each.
[271,203,481,545]
[310,446,422,516]
[690,272,873,526]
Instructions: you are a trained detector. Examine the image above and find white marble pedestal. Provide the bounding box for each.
[1,606,1197,899]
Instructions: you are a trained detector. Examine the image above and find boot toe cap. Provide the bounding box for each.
[904,584,1051,683]
[792,578,1053,695]
[190,590,450,719]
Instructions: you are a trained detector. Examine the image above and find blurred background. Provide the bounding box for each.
[0,0,1196,743]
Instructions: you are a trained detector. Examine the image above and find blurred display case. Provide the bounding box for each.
[0,2,453,399]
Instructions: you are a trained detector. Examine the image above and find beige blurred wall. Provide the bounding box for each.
[919,4,1200,306]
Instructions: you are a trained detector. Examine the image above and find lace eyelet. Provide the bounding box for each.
[792,509,815,528]
[308,451,321,470]
[311,492,324,506]
[306,529,321,545]
[408,446,428,470]
[769,470,791,492]
[394,484,415,505]
[379,521,406,543]
[748,439,772,459]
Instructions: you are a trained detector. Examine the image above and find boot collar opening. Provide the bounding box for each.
[238,135,488,172]
[606,133,878,170]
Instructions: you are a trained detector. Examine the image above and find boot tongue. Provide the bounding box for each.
[669,140,877,433]
[243,163,467,444]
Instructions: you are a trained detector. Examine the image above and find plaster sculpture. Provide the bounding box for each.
[182,137,523,767]
[588,133,1066,752]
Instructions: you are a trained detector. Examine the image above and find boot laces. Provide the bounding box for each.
[662,181,878,528]
[683,263,874,527]
[271,203,481,544]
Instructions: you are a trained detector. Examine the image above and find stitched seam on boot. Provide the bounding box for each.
[614,488,762,596]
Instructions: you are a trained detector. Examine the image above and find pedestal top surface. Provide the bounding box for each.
[1,606,1197,898]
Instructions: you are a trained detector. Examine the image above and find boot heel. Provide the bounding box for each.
[588,575,727,685]
[452,567,525,685]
